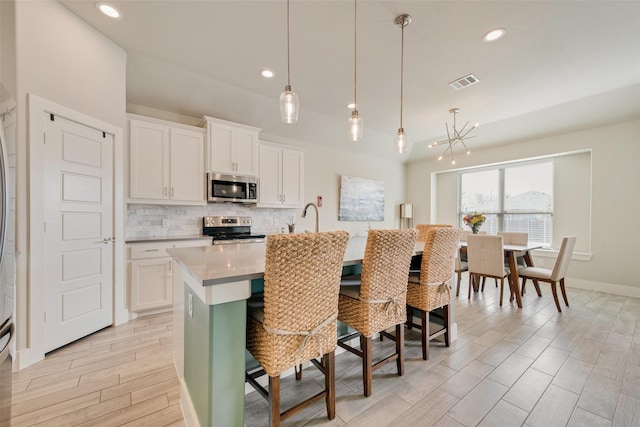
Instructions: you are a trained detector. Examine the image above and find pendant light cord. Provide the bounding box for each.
[287,0,291,87]
[353,0,357,109]
[400,21,405,129]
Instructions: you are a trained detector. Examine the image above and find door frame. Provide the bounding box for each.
[25,94,125,367]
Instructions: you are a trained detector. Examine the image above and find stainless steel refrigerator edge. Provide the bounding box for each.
[0,107,16,426]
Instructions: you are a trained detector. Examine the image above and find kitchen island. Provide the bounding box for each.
[168,236,442,426]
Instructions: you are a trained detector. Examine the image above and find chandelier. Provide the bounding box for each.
[428,108,478,164]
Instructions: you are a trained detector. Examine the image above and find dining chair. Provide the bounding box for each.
[337,228,418,397]
[409,224,454,274]
[245,231,349,426]
[455,229,485,296]
[406,227,461,360]
[466,234,512,306]
[519,236,577,312]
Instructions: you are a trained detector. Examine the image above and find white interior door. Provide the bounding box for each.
[43,113,113,352]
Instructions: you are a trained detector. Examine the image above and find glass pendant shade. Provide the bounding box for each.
[396,128,407,154]
[349,110,363,141]
[280,85,299,124]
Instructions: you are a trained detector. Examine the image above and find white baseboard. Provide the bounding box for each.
[566,277,640,299]
[180,378,201,427]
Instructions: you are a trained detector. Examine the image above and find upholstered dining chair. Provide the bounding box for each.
[406,227,461,360]
[466,234,512,306]
[519,236,577,312]
[337,228,418,397]
[498,231,529,265]
[246,231,349,426]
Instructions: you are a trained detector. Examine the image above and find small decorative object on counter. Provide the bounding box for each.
[288,217,295,233]
[463,212,486,234]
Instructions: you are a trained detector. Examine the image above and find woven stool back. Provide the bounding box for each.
[416,223,453,242]
[408,227,461,311]
[338,229,418,336]
[250,230,349,376]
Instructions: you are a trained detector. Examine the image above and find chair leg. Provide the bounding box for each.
[481,276,486,291]
[268,375,281,426]
[521,277,527,296]
[560,278,569,307]
[324,351,336,420]
[442,304,450,347]
[295,364,302,380]
[551,281,562,312]
[396,323,404,376]
[421,309,430,360]
[361,335,372,397]
[406,306,413,330]
[468,275,473,299]
[495,278,498,288]
[499,278,504,306]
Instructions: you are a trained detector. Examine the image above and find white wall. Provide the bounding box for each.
[13,0,127,363]
[406,118,640,291]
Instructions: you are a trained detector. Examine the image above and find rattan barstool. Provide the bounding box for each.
[337,229,418,397]
[406,227,461,360]
[246,231,349,426]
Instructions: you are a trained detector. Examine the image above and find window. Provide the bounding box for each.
[459,161,553,245]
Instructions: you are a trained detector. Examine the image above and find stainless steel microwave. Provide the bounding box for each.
[206,172,258,203]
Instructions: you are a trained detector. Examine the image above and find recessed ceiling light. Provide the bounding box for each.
[96,3,122,19]
[260,69,275,78]
[483,28,506,42]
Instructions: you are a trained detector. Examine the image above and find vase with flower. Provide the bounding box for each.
[463,212,486,234]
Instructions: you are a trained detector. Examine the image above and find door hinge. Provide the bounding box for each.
[44,311,47,322]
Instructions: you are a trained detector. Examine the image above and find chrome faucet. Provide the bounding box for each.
[302,202,319,233]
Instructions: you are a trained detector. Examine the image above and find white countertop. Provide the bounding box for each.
[125,235,211,244]
[167,236,426,286]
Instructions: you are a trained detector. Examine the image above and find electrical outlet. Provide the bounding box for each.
[317,196,323,207]
[188,293,193,317]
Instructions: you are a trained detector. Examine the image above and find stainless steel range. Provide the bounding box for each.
[203,216,266,245]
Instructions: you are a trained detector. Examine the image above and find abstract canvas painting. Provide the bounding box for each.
[338,175,384,221]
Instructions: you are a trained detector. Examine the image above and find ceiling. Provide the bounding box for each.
[59,0,640,163]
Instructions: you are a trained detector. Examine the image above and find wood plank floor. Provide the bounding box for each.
[12,276,640,426]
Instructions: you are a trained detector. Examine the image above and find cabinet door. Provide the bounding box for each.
[208,123,234,173]
[129,258,173,311]
[281,148,304,207]
[129,119,169,200]
[258,144,282,206]
[170,128,204,202]
[232,129,258,175]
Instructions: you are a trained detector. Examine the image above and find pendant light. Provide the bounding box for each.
[395,14,411,154]
[280,0,299,124]
[348,0,363,141]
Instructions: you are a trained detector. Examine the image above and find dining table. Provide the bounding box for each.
[459,241,543,308]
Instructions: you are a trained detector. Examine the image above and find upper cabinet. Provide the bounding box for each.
[258,141,304,208]
[200,116,261,176]
[128,114,205,205]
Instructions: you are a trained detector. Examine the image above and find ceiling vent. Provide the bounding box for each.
[449,74,479,90]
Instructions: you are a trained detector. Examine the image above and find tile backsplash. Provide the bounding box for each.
[126,204,298,238]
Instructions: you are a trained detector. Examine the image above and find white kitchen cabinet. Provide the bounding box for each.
[128,114,205,204]
[258,142,304,208]
[128,239,209,313]
[201,116,261,176]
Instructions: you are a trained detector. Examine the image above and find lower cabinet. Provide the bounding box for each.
[128,239,209,312]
